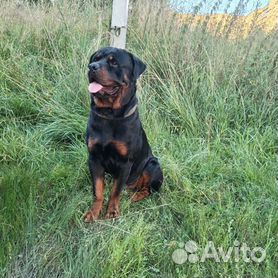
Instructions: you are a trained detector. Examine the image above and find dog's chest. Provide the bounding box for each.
[87,136,128,158]
[87,118,134,158]
[87,136,129,176]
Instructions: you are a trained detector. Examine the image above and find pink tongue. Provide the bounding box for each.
[88,82,103,93]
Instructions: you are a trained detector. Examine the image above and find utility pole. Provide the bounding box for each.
[110,0,129,49]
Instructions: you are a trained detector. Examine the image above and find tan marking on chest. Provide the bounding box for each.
[88,137,98,152]
[111,140,128,156]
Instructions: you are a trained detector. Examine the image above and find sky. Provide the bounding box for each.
[170,0,270,15]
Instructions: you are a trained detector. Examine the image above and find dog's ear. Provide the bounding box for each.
[131,54,146,80]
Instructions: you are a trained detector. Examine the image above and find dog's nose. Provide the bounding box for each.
[88,62,100,71]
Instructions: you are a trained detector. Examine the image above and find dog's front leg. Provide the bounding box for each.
[84,156,105,222]
[105,164,131,219]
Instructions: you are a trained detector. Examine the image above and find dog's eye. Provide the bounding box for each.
[93,55,101,62]
[108,57,118,66]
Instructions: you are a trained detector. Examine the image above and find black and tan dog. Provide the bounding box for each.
[84,47,163,222]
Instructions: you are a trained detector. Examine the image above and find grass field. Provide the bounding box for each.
[0,1,277,277]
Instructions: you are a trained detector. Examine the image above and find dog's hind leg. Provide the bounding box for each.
[128,157,163,202]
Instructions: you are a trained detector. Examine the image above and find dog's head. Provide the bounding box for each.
[88,47,146,108]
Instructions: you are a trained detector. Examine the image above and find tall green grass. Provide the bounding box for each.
[0,0,277,277]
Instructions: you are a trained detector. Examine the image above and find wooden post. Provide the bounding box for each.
[110,0,129,49]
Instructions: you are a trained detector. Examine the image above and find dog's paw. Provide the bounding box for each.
[84,210,99,222]
[105,207,120,219]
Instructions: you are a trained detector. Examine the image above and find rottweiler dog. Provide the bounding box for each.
[84,47,163,222]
